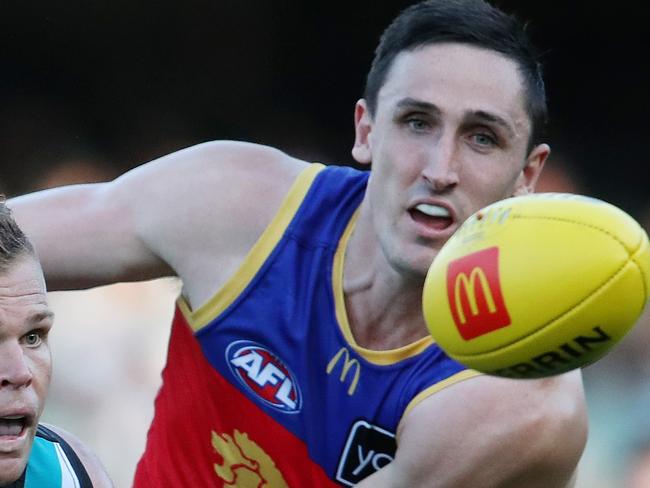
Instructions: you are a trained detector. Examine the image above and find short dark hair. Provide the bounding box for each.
[0,199,35,271]
[364,0,547,152]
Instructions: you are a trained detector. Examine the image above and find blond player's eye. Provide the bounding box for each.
[24,332,42,347]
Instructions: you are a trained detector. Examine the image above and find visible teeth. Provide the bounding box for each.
[0,418,25,436]
[415,204,450,218]
[1,416,25,420]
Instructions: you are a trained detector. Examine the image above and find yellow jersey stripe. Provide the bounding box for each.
[402,369,483,417]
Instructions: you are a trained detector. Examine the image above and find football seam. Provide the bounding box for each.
[512,214,637,253]
[515,213,648,303]
[452,254,634,359]
[631,240,649,300]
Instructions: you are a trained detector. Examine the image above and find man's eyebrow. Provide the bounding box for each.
[467,110,516,138]
[29,311,54,324]
[395,97,442,116]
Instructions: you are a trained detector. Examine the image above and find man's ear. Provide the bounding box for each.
[513,143,550,196]
[351,99,373,166]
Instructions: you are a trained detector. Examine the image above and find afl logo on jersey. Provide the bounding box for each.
[226,340,302,414]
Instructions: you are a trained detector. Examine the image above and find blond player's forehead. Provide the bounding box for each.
[0,257,50,334]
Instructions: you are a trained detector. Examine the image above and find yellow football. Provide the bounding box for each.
[422,193,650,379]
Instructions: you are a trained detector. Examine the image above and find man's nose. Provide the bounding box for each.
[0,343,33,389]
[421,134,460,192]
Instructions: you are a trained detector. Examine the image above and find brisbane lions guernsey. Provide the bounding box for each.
[134,163,479,487]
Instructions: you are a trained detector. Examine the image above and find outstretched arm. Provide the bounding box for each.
[356,371,587,488]
[10,141,307,304]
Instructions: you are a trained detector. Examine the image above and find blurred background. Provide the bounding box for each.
[1,1,648,486]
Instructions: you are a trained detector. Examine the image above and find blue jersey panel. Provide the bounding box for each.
[194,164,471,483]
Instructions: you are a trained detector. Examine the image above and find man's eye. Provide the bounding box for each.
[24,332,42,347]
[472,133,497,146]
[407,118,430,131]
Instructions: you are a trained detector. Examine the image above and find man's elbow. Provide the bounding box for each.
[519,374,589,487]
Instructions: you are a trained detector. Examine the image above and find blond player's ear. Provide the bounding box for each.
[352,99,373,165]
[513,143,550,196]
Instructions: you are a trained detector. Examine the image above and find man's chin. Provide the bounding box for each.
[392,242,442,279]
[0,449,30,487]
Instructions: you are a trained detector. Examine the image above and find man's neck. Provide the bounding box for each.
[344,282,430,350]
[342,205,431,350]
[2,469,26,488]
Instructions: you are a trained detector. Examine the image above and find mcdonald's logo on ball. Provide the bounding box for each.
[446,247,511,340]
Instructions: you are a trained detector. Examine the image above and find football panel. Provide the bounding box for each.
[449,259,647,378]
[496,194,645,254]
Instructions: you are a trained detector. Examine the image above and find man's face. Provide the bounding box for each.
[0,256,52,485]
[352,42,549,277]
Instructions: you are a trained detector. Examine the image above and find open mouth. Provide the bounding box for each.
[409,203,454,230]
[0,416,29,438]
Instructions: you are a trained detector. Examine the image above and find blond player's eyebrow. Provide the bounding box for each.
[29,311,54,324]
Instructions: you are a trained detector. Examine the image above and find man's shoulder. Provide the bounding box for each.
[403,371,587,445]
[36,424,114,488]
[391,372,587,487]
[149,142,321,306]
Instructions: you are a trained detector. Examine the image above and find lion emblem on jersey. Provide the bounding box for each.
[211,429,288,487]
